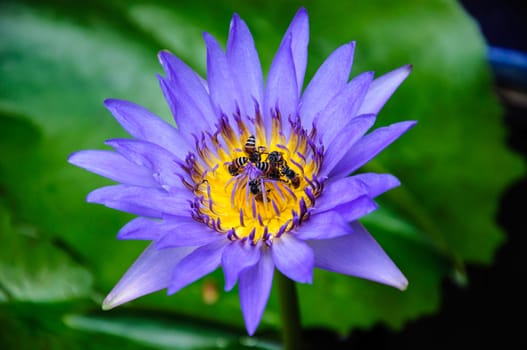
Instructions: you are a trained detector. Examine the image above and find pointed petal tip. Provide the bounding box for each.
[358,64,413,116]
[116,232,129,240]
[101,299,115,311]
[345,40,356,56]
[102,292,124,311]
[231,12,241,23]
[379,262,409,291]
[166,281,185,295]
[286,7,309,37]
[364,70,375,80]
[103,98,137,114]
[157,49,172,60]
[403,120,418,129]
[85,187,110,204]
[296,6,308,17]
[399,278,409,291]
[202,31,213,42]
[395,64,413,81]
[228,13,248,43]
[103,138,124,149]
[166,271,192,295]
[387,177,401,191]
[388,120,418,134]
[203,32,225,54]
[100,287,141,311]
[66,151,81,165]
[370,64,412,86]
[103,98,118,109]
[156,74,169,91]
[85,187,116,205]
[388,272,409,291]
[246,323,257,337]
[103,97,134,110]
[85,191,98,204]
[395,63,413,77]
[291,7,309,32]
[378,272,408,291]
[66,150,99,168]
[157,52,167,66]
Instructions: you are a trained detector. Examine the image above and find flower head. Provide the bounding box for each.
[69,7,415,335]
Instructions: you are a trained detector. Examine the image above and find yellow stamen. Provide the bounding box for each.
[189,112,322,243]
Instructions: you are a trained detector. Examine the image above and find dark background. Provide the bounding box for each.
[333,1,527,348]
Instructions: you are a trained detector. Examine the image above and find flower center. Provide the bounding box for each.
[183,109,323,243]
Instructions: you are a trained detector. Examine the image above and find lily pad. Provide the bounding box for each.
[0,201,93,302]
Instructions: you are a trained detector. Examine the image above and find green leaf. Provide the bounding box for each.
[0,0,522,336]
[0,302,175,350]
[0,201,93,303]
[64,312,281,350]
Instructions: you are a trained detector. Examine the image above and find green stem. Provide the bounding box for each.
[276,271,303,350]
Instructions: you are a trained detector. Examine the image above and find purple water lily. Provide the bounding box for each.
[69,7,415,335]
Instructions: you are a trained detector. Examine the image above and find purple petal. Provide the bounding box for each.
[204,32,242,122]
[158,50,217,128]
[221,240,261,291]
[118,217,162,240]
[155,219,222,248]
[314,176,369,213]
[87,185,192,218]
[281,7,309,95]
[295,210,352,240]
[102,243,194,310]
[239,251,274,335]
[226,13,264,115]
[157,76,209,145]
[271,234,314,283]
[105,138,187,191]
[308,221,408,290]
[300,42,355,128]
[331,195,379,222]
[319,114,376,177]
[103,99,188,160]
[264,33,298,138]
[315,72,374,147]
[358,64,412,116]
[330,121,417,178]
[68,150,157,187]
[352,173,401,197]
[168,239,228,294]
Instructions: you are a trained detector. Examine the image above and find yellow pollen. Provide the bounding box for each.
[188,114,322,243]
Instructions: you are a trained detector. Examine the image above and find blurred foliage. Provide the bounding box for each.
[0,0,523,348]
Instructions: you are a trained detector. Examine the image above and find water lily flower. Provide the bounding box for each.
[69,7,415,335]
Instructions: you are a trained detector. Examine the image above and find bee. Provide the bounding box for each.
[228,156,248,176]
[249,178,270,201]
[281,165,301,188]
[244,135,262,163]
[266,151,286,179]
[267,151,285,167]
[254,161,270,174]
[253,161,280,179]
[249,178,261,196]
